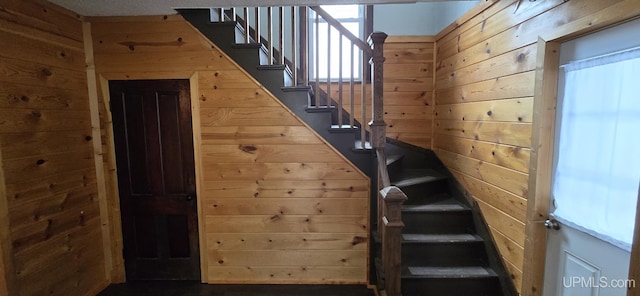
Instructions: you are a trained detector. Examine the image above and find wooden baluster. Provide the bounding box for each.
[301,7,309,86]
[279,7,285,66]
[267,7,273,65]
[244,7,249,43]
[290,6,297,83]
[368,32,388,149]
[231,8,236,21]
[254,7,260,43]
[326,25,331,108]
[218,8,224,22]
[338,33,343,127]
[350,44,355,128]
[360,51,366,149]
[380,186,407,296]
[314,11,320,108]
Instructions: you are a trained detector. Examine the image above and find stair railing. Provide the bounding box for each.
[213,7,405,295]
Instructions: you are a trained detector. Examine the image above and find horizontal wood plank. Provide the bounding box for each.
[436,71,535,105]
[207,266,366,284]
[435,119,531,147]
[435,134,530,173]
[200,126,321,145]
[199,107,301,127]
[209,250,366,267]
[201,144,343,163]
[205,215,368,234]
[207,233,368,251]
[435,97,533,123]
[437,149,528,197]
[203,198,367,216]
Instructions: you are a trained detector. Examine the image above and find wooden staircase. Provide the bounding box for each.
[377,143,513,295]
[178,7,515,296]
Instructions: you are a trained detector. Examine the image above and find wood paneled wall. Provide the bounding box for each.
[0,0,108,295]
[321,36,434,149]
[434,0,640,293]
[89,15,370,284]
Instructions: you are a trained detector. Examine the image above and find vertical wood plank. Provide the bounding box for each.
[190,73,208,283]
[98,74,125,283]
[0,145,17,296]
[83,21,113,283]
[522,39,559,296]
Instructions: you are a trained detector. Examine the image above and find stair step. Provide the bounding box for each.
[404,266,497,279]
[391,169,446,187]
[402,233,481,243]
[402,197,469,212]
[386,154,403,166]
[329,125,360,133]
[353,140,372,151]
[402,198,474,234]
[305,106,336,112]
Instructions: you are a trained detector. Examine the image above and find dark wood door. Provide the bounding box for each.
[110,79,200,280]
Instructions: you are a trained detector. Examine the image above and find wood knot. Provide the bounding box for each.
[40,68,53,77]
[270,215,281,221]
[36,159,46,165]
[238,144,257,154]
[85,136,92,141]
[517,53,526,63]
[31,111,42,118]
[351,236,366,245]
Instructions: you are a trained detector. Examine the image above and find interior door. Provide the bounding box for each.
[110,79,200,280]
[542,19,640,296]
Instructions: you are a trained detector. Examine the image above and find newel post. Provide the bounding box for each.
[368,32,387,149]
[381,186,407,296]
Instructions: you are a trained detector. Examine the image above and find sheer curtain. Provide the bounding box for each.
[552,48,640,251]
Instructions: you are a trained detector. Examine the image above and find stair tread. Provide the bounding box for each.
[402,198,469,212]
[402,233,482,243]
[386,154,403,166]
[354,140,372,150]
[391,169,447,187]
[404,266,498,278]
[330,124,359,130]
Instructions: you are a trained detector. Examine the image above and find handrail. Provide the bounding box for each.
[308,6,373,56]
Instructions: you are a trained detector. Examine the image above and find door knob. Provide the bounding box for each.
[544,218,560,230]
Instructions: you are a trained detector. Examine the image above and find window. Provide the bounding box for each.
[552,48,640,251]
[310,5,368,80]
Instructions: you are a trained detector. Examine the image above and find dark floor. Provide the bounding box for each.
[97,281,376,296]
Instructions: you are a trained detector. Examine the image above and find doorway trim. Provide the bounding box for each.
[523,12,640,296]
[96,72,206,283]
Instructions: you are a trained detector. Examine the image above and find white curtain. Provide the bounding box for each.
[552,48,640,251]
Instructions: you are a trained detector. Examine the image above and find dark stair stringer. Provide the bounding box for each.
[179,9,516,296]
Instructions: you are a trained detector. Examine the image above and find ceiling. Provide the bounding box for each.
[47,0,476,16]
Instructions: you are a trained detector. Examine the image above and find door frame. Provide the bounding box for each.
[97,72,207,283]
[523,15,640,296]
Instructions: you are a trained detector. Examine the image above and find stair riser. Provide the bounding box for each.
[402,277,502,296]
[402,211,473,234]
[402,243,487,266]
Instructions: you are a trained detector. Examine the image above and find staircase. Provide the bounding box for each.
[178,7,515,296]
[378,142,514,295]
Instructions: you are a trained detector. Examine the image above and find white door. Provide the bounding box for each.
[542,18,640,296]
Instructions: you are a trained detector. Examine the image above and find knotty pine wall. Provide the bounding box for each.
[320,36,434,149]
[0,0,109,295]
[89,15,370,284]
[434,0,640,293]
